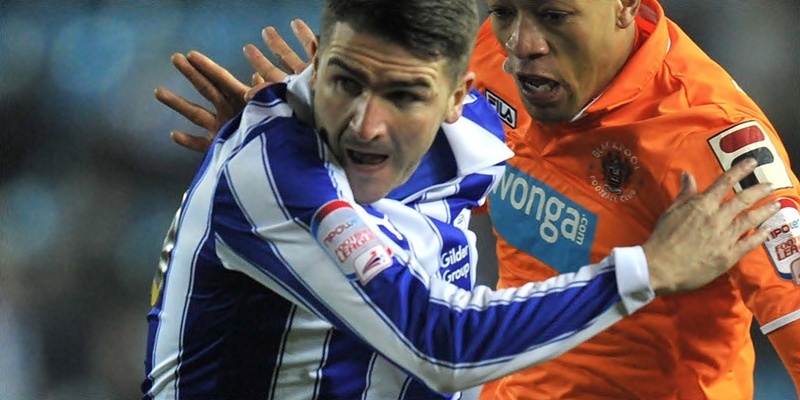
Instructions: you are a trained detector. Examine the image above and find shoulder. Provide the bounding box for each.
[460,89,505,143]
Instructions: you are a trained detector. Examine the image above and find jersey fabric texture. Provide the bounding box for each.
[142,67,658,400]
[471,0,800,399]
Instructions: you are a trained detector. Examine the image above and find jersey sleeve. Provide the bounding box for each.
[211,107,656,393]
[290,199,655,393]
[662,117,800,389]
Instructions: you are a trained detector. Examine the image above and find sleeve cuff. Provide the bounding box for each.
[612,246,655,315]
[761,309,800,334]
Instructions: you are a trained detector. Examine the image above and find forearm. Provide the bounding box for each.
[350,246,653,391]
[217,211,653,393]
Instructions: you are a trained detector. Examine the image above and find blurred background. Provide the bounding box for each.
[0,0,797,399]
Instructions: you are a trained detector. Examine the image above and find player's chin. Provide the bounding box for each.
[525,105,576,125]
[349,177,393,205]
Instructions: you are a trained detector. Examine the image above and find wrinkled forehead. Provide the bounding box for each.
[320,21,442,61]
[319,23,449,82]
[489,0,606,10]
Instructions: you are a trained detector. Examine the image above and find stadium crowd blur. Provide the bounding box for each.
[1,1,797,398]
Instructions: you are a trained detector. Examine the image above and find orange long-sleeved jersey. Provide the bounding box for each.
[471,1,800,399]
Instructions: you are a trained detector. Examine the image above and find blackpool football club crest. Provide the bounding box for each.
[588,141,642,203]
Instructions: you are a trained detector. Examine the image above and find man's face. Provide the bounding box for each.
[311,23,469,204]
[488,0,638,123]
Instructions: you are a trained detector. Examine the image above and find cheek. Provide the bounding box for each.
[317,98,349,129]
[402,124,439,161]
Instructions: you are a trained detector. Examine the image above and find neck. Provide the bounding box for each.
[578,26,639,117]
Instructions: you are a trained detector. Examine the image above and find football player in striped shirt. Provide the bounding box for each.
[143,1,777,399]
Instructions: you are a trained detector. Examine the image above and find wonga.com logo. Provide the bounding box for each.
[489,165,598,272]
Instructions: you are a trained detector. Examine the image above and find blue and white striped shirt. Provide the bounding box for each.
[143,68,655,399]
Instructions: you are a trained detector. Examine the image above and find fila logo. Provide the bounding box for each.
[486,90,517,128]
[707,121,793,192]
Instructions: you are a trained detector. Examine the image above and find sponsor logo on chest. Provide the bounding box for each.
[441,244,469,268]
[489,165,598,273]
[436,240,472,289]
[436,260,471,284]
[588,141,642,203]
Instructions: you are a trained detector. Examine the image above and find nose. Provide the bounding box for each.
[349,94,388,142]
[504,15,550,61]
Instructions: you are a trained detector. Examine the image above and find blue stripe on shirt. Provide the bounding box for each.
[353,264,619,368]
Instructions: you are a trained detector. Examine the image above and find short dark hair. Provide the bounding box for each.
[319,0,480,84]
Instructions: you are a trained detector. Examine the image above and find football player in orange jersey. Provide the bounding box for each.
[469,1,799,399]
[156,1,799,398]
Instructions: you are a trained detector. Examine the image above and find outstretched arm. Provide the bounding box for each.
[215,106,775,392]
[300,162,775,392]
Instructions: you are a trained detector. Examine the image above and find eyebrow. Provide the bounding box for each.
[327,57,433,90]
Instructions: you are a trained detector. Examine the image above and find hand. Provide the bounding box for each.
[154,51,250,153]
[643,158,779,295]
[242,19,317,101]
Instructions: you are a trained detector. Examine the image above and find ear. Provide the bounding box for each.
[309,54,320,87]
[309,37,319,60]
[616,0,640,29]
[444,71,476,124]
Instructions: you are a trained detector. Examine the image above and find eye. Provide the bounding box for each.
[488,6,515,22]
[334,76,362,96]
[386,91,423,107]
[540,10,569,24]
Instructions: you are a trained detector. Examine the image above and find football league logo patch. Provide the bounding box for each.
[312,200,394,285]
[707,121,793,192]
[762,198,800,285]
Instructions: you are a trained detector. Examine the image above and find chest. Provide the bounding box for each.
[370,202,476,291]
[489,130,671,271]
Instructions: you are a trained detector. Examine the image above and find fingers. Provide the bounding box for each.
[290,19,318,59]
[251,72,265,87]
[718,182,774,221]
[248,21,315,85]
[262,26,310,73]
[244,82,271,102]
[671,172,698,209]
[154,87,217,131]
[699,158,759,205]
[729,199,780,239]
[243,43,289,85]
[727,224,772,266]
[184,51,249,109]
[170,53,229,110]
[170,131,213,153]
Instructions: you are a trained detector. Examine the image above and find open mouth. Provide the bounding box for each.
[517,75,561,94]
[347,149,388,165]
